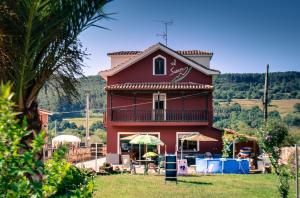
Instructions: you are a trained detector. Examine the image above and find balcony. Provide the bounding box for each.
[106,109,208,126]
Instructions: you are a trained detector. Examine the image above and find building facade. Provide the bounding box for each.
[100,43,223,157]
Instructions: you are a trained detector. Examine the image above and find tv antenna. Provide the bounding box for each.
[154,20,173,46]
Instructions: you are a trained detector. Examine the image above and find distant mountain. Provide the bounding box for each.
[38,71,300,117]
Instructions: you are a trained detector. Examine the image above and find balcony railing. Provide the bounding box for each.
[111,109,208,122]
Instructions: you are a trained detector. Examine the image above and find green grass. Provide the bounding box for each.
[93,174,296,198]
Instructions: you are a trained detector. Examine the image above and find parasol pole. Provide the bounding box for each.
[181,139,184,160]
[95,143,98,172]
[139,144,141,165]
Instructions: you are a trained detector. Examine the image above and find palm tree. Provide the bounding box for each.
[0,0,111,147]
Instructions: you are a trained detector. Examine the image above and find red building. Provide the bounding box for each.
[100,43,223,157]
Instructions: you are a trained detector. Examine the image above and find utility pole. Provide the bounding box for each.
[154,20,173,46]
[263,64,269,123]
[85,91,90,146]
[54,120,57,135]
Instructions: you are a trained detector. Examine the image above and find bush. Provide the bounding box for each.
[44,158,95,197]
[257,120,291,198]
[0,84,45,197]
[0,84,94,197]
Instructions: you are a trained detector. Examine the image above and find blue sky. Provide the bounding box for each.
[79,0,300,75]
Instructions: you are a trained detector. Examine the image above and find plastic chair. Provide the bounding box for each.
[205,164,214,175]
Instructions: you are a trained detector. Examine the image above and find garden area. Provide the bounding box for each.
[93,174,296,198]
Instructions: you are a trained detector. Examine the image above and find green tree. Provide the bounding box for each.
[90,120,104,131]
[257,120,291,198]
[294,103,300,113]
[0,0,110,148]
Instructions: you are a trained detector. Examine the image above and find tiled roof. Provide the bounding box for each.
[105,82,213,91]
[107,50,213,56]
[107,51,142,56]
[177,50,213,56]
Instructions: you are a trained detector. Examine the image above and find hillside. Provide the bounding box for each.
[213,72,300,100]
[222,99,300,117]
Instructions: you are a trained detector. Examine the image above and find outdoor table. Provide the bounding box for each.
[136,160,155,174]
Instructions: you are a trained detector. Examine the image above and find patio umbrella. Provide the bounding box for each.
[120,134,139,140]
[182,134,218,142]
[52,135,81,148]
[130,134,164,146]
[130,134,164,161]
[143,151,158,158]
[180,134,218,159]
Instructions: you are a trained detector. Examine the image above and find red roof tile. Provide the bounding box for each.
[105,82,213,91]
[107,51,141,56]
[107,50,213,56]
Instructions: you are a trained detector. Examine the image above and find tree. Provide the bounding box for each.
[90,120,104,131]
[294,103,300,113]
[0,0,110,148]
[257,120,291,198]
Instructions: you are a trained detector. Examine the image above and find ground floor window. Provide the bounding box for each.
[177,132,199,152]
[119,133,160,160]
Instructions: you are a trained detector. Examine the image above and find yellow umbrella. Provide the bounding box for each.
[180,134,218,159]
[182,134,218,142]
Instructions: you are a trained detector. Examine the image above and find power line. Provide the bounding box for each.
[50,91,211,115]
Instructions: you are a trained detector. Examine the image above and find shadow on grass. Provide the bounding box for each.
[178,180,213,185]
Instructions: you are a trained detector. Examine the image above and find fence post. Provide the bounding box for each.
[296,144,299,198]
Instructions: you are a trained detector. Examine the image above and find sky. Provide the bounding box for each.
[78,0,300,75]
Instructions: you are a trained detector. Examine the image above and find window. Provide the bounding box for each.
[177,133,199,152]
[153,93,166,120]
[153,55,166,75]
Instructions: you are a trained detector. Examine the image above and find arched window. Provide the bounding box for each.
[153,55,166,75]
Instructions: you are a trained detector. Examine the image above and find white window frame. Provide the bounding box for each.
[153,55,167,75]
[176,132,200,152]
[152,93,167,120]
[117,132,161,154]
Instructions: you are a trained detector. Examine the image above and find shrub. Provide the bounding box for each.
[257,120,291,198]
[0,84,94,197]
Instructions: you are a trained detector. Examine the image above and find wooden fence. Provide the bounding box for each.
[43,144,107,163]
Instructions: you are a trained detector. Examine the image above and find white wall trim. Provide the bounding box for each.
[117,132,161,154]
[176,132,200,152]
[152,54,167,75]
[99,43,220,80]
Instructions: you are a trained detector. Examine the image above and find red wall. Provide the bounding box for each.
[106,125,223,154]
[104,48,221,155]
[107,50,212,86]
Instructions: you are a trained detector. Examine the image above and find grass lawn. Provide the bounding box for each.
[94,174,296,198]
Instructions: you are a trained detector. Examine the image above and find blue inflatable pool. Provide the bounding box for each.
[195,158,249,174]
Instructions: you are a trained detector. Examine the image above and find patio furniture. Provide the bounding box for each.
[136,159,155,174]
[157,155,165,174]
[121,154,136,174]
